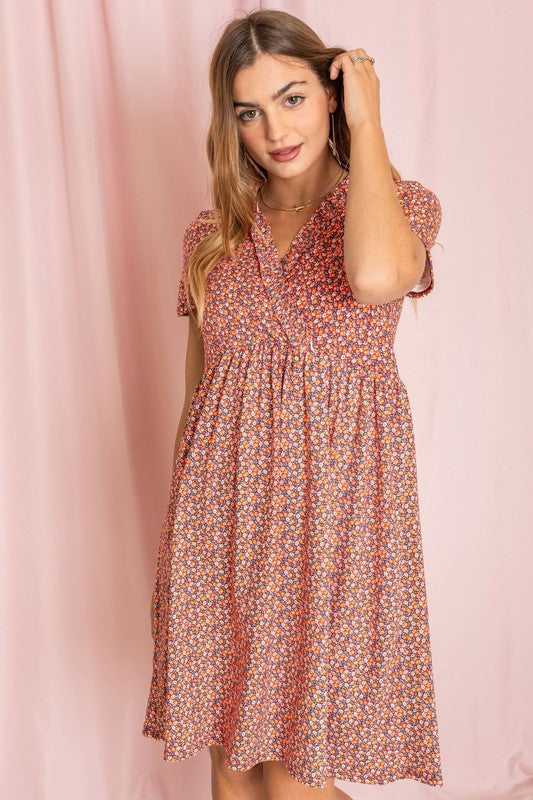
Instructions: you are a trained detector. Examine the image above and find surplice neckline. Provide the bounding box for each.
[255,171,349,263]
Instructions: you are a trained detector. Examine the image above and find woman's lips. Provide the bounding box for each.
[270,144,302,162]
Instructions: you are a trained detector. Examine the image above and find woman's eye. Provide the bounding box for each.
[239,109,259,122]
[239,95,305,122]
[286,94,304,107]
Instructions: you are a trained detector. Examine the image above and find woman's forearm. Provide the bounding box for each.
[172,388,200,469]
[173,407,189,468]
[343,122,420,303]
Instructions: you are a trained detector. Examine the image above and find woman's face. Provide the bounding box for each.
[232,53,337,178]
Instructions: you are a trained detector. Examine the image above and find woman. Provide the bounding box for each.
[143,9,443,800]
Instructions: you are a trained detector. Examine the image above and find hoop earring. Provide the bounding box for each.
[328,111,338,159]
[243,149,267,183]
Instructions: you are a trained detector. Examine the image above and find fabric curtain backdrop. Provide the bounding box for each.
[1,1,532,798]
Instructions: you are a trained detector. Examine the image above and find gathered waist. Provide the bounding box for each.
[203,331,403,384]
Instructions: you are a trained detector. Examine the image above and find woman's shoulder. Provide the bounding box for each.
[182,209,221,250]
[392,178,442,234]
[392,178,442,210]
[186,208,221,233]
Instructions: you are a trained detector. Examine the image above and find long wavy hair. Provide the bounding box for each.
[184,9,407,327]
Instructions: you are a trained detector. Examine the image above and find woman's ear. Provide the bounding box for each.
[327,86,338,114]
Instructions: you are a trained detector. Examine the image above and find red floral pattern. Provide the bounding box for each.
[142,174,444,789]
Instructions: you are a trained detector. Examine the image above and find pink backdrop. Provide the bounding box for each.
[1,1,532,798]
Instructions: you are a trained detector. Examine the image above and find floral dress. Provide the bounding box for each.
[142,173,444,790]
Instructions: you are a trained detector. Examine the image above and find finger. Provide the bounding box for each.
[330,50,368,78]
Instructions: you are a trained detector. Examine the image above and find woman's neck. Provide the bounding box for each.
[261,153,344,209]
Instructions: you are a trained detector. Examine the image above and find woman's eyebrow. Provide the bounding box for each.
[233,80,308,108]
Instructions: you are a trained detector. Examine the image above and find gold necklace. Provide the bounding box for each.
[259,166,348,214]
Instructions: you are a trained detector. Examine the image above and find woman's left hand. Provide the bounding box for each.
[329,49,381,132]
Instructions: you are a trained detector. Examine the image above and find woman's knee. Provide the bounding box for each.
[209,745,264,785]
[262,760,336,800]
[209,744,227,765]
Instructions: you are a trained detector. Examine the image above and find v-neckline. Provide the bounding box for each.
[255,172,349,263]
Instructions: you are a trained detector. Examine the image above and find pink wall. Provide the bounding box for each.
[1,1,532,798]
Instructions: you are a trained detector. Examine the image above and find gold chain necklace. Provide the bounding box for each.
[259,166,348,214]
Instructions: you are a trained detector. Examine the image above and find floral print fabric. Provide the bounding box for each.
[142,174,444,789]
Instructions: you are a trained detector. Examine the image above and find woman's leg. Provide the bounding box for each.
[262,761,353,800]
[209,745,266,800]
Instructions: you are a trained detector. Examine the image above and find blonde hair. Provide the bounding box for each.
[184,9,406,327]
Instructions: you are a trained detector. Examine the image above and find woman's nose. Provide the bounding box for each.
[264,113,288,141]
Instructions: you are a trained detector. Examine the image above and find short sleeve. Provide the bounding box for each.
[394,179,442,298]
[176,223,198,317]
[176,211,219,317]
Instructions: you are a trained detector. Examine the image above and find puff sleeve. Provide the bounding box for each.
[394,179,442,298]
[176,211,221,316]
[176,221,198,317]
